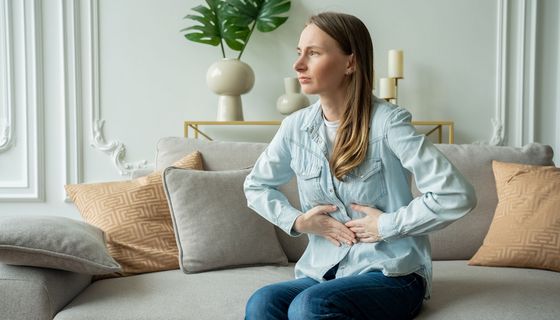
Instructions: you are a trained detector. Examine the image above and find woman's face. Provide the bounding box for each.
[294,24,353,96]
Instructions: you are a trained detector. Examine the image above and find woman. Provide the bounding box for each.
[244,12,476,320]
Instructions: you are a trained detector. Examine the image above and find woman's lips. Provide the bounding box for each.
[298,77,311,84]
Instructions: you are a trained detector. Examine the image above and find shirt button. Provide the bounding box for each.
[329,189,333,193]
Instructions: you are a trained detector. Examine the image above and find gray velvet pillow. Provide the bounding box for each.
[0,216,121,274]
[163,167,288,273]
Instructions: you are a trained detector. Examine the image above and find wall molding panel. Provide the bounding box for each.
[503,0,539,147]
[81,0,149,176]
[480,0,543,147]
[0,0,45,201]
[62,0,83,192]
[0,0,15,152]
[483,0,508,146]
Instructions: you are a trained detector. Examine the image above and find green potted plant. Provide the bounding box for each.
[181,0,291,121]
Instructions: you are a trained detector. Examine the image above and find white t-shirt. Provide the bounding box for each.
[323,116,340,158]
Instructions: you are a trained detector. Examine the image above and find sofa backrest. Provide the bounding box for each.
[416,143,554,260]
[156,137,554,262]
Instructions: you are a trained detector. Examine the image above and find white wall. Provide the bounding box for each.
[0,0,558,218]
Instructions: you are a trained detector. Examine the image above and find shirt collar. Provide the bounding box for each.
[300,101,329,158]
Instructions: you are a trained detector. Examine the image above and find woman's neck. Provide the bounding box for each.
[320,92,346,121]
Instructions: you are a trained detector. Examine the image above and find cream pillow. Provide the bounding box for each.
[469,160,560,272]
[65,151,204,276]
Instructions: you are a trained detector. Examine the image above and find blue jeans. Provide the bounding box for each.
[245,268,425,320]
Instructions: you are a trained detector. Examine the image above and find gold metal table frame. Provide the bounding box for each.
[184,120,454,144]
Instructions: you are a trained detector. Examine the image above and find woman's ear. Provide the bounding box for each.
[346,53,356,74]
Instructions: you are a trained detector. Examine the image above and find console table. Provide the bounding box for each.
[183,120,454,144]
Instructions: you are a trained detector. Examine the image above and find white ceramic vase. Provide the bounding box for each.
[276,77,310,115]
[206,58,255,121]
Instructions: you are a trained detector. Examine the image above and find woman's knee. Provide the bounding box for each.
[246,278,318,319]
[287,291,311,320]
[287,289,336,320]
[245,285,276,319]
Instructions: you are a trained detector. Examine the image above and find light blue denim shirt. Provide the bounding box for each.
[244,97,477,299]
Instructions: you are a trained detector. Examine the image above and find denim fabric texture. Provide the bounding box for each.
[244,97,477,300]
[245,270,425,320]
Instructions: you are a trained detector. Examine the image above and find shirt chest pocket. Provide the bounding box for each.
[344,158,387,205]
[290,150,324,204]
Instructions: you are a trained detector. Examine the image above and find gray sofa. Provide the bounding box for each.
[1,137,560,320]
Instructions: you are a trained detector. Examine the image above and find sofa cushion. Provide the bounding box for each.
[469,161,560,272]
[0,264,92,320]
[0,216,120,274]
[54,265,296,320]
[417,261,560,319]
[156,137,308,262]
[163,166,288,273]
[65,151,204,276]
[413,143,555,260]
[53,261,560,320]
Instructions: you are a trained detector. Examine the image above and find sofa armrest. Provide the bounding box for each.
[0,264,91,320]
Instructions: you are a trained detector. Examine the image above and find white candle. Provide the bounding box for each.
[388,49,404,79]
[378,77,396,99]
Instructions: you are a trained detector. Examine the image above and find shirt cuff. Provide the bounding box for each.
[277,205,304,237]
[377,213,400,241]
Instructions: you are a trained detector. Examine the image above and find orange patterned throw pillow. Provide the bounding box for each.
[469,160,560,272]
[65,151,204,276]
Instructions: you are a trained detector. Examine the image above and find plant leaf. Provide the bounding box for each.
[222,23,250,51]
[256,16,288,32]
[181,0,223,48]
[184,33,221,46]
[225,0,291,33]
[256,0,290,32]
[224,0,290,56]
[181,0,290,56]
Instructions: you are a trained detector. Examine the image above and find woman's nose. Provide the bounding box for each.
[293,56,306,72]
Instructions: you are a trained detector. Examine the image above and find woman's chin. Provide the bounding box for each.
[301,87,316,95]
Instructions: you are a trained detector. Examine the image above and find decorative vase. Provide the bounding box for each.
[206,58,255,121]
[276,77,310,115]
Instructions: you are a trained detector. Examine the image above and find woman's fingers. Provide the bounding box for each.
[345,217,365,228]
[349,228,364,235]
[358,237,376,243]
[324,235,341,247]
[309,204,338,216]
[305,204,364,246]
[338,233,355,245]
[331,221,356,244]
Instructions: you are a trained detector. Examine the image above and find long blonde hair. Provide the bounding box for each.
[308,12,375,180]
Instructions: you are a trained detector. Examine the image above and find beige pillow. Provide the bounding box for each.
[65,151,204,276]
[162,167,288,273]
[469,160,560,272]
